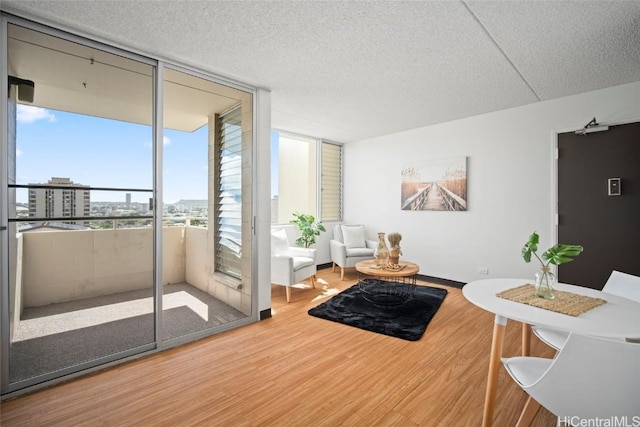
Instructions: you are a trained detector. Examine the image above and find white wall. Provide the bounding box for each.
[18,225,258,313]
[343,82,640,284]
[183,226,250,315]
[22,228,149,306]
[256,88,273,313]
[277,135,317,222]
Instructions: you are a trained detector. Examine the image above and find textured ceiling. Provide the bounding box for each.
[3,1,640,143]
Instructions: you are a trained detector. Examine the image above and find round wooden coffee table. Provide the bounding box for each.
[355,260,420,306]
[355,259,420,284]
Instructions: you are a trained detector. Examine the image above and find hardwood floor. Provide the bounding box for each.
[1,267,557,426]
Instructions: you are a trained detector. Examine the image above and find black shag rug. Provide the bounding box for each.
[308,281,448,341]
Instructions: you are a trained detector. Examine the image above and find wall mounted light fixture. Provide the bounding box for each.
[8,76,35,103]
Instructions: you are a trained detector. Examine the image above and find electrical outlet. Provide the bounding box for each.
[478,267,489,275]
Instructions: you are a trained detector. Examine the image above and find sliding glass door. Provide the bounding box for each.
[1,16,255,397]
[2,22,157,393]
[161,68,252,344]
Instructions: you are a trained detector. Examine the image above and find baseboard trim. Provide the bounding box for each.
[317,263,464,289]
[416,274,465,289]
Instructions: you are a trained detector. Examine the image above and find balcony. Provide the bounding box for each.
[9,224,251,383]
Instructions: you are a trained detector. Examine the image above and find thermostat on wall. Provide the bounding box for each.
[608,178,621,196]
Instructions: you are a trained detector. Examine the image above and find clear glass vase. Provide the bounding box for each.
[535,266,556,300]
[373,232,390,268]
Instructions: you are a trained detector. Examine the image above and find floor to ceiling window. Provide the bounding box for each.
[1,17,256,398]
[161,69,253,344]
[3,22,157,393]
[271,131,342,224]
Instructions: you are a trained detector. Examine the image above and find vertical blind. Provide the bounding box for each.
[215,108,242,279]
[321,142,342,221]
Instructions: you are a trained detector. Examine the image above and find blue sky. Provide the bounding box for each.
[16,105,209,204]
[16,105,280,204]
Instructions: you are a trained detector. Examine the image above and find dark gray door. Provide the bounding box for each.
[557,121,640,289]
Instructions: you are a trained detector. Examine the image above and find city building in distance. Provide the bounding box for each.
[28,177,90,226]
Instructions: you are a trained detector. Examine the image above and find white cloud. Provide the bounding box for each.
[144,136,171,148]
[16,105,56,124]
[16,149,23,157]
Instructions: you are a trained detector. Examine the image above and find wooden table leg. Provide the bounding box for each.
[515,323,538,426]
[516,396,541,427]
[522,323,531,356]
[482,315,507,427]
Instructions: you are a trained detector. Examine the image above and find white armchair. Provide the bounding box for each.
[271,228,317,303]
[330,224,376,280]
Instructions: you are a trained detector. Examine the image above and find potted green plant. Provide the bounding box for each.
[521,231,583,299]
[289,212,326,248]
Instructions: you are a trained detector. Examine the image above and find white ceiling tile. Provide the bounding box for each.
[467,1,640,100]
[3,0,639,142]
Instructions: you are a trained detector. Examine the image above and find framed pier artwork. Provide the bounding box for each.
[401,156,467,211]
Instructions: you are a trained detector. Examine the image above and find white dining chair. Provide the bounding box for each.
[502,333,640,420]
[532,270,640,350]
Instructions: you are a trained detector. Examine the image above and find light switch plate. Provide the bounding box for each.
[608,178,621,196]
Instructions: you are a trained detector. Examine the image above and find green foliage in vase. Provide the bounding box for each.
[289,212,326,248]
[521,231,583,267]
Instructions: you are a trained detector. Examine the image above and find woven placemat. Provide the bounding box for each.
[496,284,606,317]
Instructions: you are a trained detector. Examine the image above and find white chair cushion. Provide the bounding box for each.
[501,356,552,388]
[341,225,366,249]
[346,247,374,257]
[293,256,315,271]
[532,326,570,351]
[603,271,640,302]
[271,229,289,254]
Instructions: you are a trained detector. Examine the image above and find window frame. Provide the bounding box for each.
[215,107,243,280]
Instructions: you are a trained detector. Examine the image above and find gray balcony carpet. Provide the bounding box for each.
[9,283,246,383]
